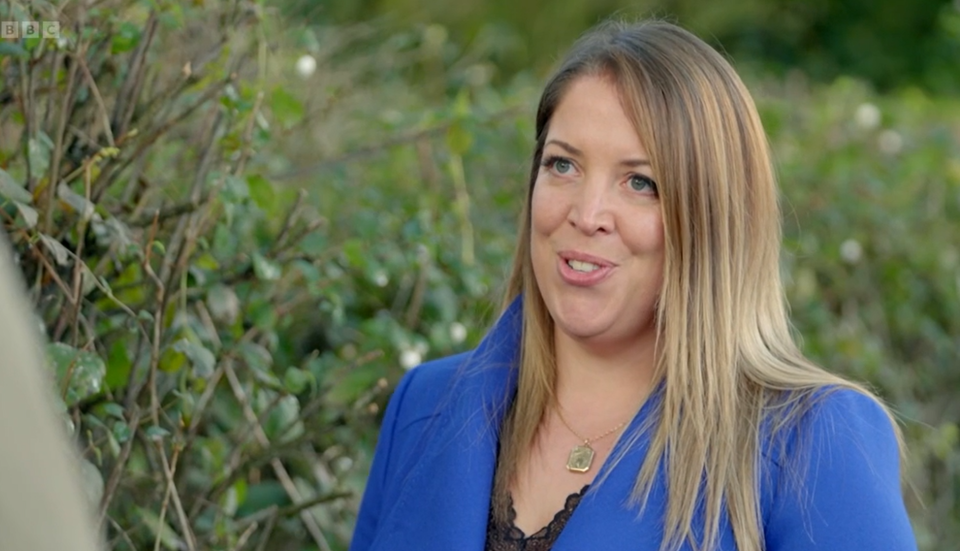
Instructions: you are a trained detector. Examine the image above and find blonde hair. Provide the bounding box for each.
[494,19,902,551]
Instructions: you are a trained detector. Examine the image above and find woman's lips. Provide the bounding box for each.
[557,251,615,287]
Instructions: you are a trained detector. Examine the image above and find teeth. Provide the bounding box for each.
[567,259,600,273]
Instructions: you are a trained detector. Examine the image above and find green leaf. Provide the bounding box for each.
[341,239,367,269]
[194,252,220,271]
[14,202,38,228]
[80,263,99,296]
[102,402,126,420]
[269,87,305,128]
[263,394,304,443]
[112,421,132,444]
[146,426,170,441]
[39,234,71,266]
[28,133,53,175]
[135,506,184,550]
[445,122,473,155]
[219,132,242,153]
[222,482,240,517]
[157,3,185,29]
[223,175,250,204]
[207,284,240,324]
[177,392,196,427]
[223,480,247,517]
[252,252,281,281]
[283,367,313,394]
[23,36,41,53]
[292,259,320,284]
[57,182,96,220]
[247,174,276,210]
[248,298,277,330]
[110,21,141,54]
[173,339,217,378]
[0,168,32,203]
[105,429,121,458]
[235,481,291,518]
[298,232,328,256]
[158,344,187,373]
[47,343,107,406]
[78,458,104,508]
[0,42,28,59]
[81,413,108,431]
[328,363,381,406]
[452,88,471,118]
[237,342,280,387]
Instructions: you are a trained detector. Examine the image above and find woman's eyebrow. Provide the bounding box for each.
[545,139,651,167]
[544,139,583,156]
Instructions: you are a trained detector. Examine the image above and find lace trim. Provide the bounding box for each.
[485,485,589,551]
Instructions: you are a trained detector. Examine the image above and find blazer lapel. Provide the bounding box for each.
[376,302,522,551]
[552,387,738,551]
[552,392,667,551]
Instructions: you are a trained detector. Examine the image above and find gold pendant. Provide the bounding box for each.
[566,444,595,473]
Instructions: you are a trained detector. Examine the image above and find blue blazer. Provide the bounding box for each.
[351,300,917,550]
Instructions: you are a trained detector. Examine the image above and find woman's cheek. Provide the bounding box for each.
[530,178,569,236]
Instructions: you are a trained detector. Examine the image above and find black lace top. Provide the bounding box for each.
[485,486,590,551]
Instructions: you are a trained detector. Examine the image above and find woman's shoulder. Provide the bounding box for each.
[807,387,896,441]
[387,352,472,428]
[402,352,472,394]
[760,386,916,549]
[762,386,898,464]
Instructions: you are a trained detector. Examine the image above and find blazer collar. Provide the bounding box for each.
[380,296,670,550]
[376,298,521,550]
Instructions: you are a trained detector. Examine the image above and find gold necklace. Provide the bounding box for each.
[556,407,630,473]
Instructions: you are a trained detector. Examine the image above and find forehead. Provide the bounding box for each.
[546,74,649,158]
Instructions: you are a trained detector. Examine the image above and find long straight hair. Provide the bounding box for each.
[494,20,902,551]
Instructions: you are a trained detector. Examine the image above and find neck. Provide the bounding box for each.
[552,329,657,422]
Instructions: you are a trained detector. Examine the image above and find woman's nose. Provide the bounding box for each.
[568,177,614,235]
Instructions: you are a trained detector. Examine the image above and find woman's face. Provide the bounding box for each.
[531,74,664,353]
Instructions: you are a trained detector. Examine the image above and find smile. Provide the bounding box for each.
[567,259,601,273]
[556,252,615,287]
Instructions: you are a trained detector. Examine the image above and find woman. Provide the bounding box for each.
[351,20,917,551]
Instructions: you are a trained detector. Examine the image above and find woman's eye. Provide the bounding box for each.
[553,158,573,174]
[629,174,658,193]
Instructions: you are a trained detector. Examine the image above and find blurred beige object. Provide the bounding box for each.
[0,231,102,551]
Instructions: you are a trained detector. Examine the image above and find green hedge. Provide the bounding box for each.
[0,1,957,549]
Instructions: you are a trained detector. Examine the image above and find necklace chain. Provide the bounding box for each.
[555,407,629,445]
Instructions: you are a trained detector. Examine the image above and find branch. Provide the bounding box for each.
[229,521,258,551]
[272,104,524,180]
[155,442,196,551]
[232,90,265,177]
[128,194,211,227]
[71,48,116,147]
[112,13,159,138]
[93,74,232,201]
[236,490,350,530]
[253,511,277,551]
[106,515,139,551]
[45,50,79,234]
[98,405,143,524]
[223,360,334,551]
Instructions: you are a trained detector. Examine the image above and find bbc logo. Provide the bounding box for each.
[0,21,61,39]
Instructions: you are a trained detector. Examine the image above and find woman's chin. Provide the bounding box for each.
[552,311,616,342]
[548,300,653,350]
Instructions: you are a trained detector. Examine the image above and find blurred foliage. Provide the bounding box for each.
[296,0,960,93]
[760,75,960,547]
[0,0,958,550]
